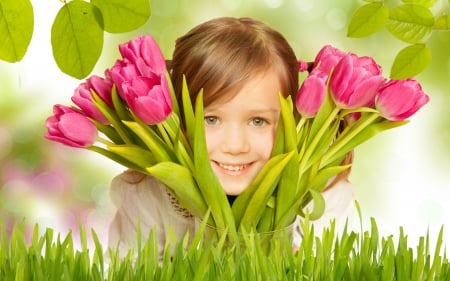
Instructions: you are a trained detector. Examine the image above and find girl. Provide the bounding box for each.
[108,17,354,255]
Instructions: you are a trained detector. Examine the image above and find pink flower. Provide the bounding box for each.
[106,60,140,98]
[71,75,113,124]
[375,79,430,121]
[105,35,173,124]
[313,45,347,74]
[122,75,172,125]
[118,35,166,75]
[45,105,97,148]
[107,35,167,96]
[296,70,328,118]
[330,54,384,109]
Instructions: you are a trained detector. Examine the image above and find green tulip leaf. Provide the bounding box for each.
[232,153,291,225]
[51,0,104,79]
[386,4,434,44]
[107,144,156,168]
[0,0,34,62]
[193,92,236,235]
[147,162,208,219]
[433,15,450,30]
[233,152,294,230]
[390,44,431,79]
[275,95,300,225]
[87,146,143,172]
[304,189,326,221]
[347,3,389,38]
[182,76,196,144]
[123,120,176,162]
[308,164,352,191]
[91,0,150,33]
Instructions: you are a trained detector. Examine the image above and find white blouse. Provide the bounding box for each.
[108,170,355,255]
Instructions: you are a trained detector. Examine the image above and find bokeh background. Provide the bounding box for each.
[1,0,449,247]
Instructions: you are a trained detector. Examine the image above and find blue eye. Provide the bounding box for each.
[204,116,219,125]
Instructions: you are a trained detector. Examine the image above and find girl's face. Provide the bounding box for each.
[204,71,282,195]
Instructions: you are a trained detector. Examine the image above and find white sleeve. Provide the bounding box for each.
[107,170,195,257]
[292,180,355,247]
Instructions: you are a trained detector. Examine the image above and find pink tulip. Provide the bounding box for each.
[121,75,172,125]
[88,75,114,106]
[330,54,384,109]
[106,60,141,98]
[106,35,173,124]
[313,45,347,74]
[107,35,166,94]
[72,75,113,124]
[375,79,430,121]
[296,70,327,118]
[45,105,97,148]
[118,35,167,75]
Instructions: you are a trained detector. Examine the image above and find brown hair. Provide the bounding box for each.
[169,17,298,110]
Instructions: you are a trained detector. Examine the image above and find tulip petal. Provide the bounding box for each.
[58,113,97,146]
[376,79,429,121]
[296,73,326,118]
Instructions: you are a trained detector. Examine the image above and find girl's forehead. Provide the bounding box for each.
[205,71,282,110]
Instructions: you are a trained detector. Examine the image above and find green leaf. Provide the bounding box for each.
[347,3,389,38]
[88,145,144,172]
[390,43,431,79]
[182,76,196,144]
[234,152,294,230]
[51,0,104,79]
[91,0,151,33]
[386,4,434,44]
[107,144,156,167]
[433,15,450,30]
[304,189,325,220]
[308,164,352,191]
[232,153,291,225]
[0,0,34,62]
[193,92,236,235]
[147,162,208,219]
[123,120,176,162]
[274,95,300,226]
[401,0,438,8]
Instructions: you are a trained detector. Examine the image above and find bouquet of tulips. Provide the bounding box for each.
[45,35,429,240]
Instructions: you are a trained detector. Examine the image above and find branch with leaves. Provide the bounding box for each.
[348,0,450,79]
[0,0,151,79]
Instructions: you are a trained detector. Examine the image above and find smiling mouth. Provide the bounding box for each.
[216,162,250,172]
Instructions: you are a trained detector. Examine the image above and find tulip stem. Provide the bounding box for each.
[96,136,116,146]
[320,112,379,168]
[296,117,307,134]
[299,107,340,174]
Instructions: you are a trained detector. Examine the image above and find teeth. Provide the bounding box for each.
[218,163,247,171]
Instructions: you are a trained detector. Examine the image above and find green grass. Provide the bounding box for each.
[0,218,448,280]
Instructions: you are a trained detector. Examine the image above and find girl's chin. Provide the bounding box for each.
[219,180,250,196]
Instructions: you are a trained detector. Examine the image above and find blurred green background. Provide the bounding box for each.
[1,0,449,245]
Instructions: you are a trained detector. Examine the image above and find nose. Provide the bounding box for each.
[220,125,250,154]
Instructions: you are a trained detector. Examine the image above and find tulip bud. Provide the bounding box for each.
[45,105,97,148]
[122,75,172,125]
[72,75,113,124]
[88,75,113,106]
[330,54,384,109]
[118,35,167,75]
[296,70,327,118]
[375,79,430,121]
[313,45,346,74]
